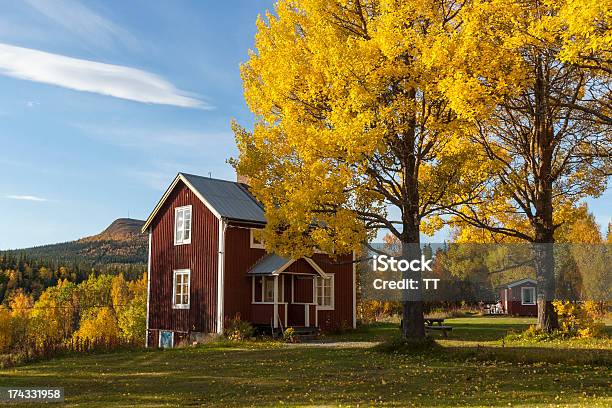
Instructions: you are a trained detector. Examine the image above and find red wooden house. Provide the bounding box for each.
[142,173,356,347]
[498,278,537,316]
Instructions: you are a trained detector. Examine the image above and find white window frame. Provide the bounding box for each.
[252,276,285,304]
[158,330,174,348]
[172,269,191,309]
[250,228,265,249]
[316,275,334,310]
[174,205,192,245]
[249,228,266,249]
[521,286,536,305]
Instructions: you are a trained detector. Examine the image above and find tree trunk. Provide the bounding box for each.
[532,56,559,332]
[398,86,426,341]
[400,241,426,340]
[534,231,558,332]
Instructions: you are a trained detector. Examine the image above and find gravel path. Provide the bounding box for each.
[283,341,379,348]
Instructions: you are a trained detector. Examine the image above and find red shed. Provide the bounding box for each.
[498,278,537,316]
[141,173,356,347]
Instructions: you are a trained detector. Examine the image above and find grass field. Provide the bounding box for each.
[0,317,610,407]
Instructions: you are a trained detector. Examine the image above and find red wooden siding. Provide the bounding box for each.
[284,259,317,274]
[223,224,266,322]
[221,227,354,331]
[148,181,219,335]
[293,275,314,303]
[507,301,537,316]
[283,275,291,302]
[287,304,305,326]
[251,304,274,325]
[499,283,537,316]
[311,253,354,331]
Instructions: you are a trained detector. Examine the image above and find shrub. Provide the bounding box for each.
[359,300,401,323]
[506,301,607,342]
[505,325,566,342]
[283,327,299,343]
[117,295,146,345]
[553,300,606,338]
[223,316,254,341]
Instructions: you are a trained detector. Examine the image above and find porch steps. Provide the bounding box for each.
[270,326,319,340]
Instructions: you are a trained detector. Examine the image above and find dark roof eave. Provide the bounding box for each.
[224,217,267,225]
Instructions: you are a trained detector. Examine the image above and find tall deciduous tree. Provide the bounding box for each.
[233,0,492,340]
[442,0,611,331]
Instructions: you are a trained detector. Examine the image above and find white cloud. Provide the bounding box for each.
[0,43,208,108]
[7,195,50,202]
[25,0,137,50]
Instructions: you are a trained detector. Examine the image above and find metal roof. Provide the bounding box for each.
[247,254,292,275]
[181,173,266,223]
[500,278,537,288]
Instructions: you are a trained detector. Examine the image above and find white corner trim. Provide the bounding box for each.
[273,275,279,329]
[141,175,182,233]
[264,257,328,278]
[180,174,222,219]
[141,173,222,233]
[352,250,357,329]
[216,219,226,334]
[274,259,295,275]
[303,257,329,278]
[145,231,152,347]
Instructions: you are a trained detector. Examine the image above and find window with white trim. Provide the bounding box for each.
[173,269,190,309]
[174,205,192,245]
[250,228,265,249]
[316,275,334,309]
[262,276,275,302]
[521,287,535,305]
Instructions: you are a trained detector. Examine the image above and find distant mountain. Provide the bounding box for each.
[80,218,145,243]
[3,218,147,265]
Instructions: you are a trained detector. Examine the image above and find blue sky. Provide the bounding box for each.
[0,1,609,249]
[0,0,276,249]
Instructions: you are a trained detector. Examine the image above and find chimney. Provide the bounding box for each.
[236,172,250,185]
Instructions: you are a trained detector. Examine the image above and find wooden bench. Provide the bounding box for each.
[425,325,453,338]
[424,317,445,326]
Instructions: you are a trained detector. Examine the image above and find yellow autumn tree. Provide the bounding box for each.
[556,0,611,81]
[74,307,120,345]
[8,290,33,347]
[234,0,495,340]
[556,206,610,302]
[0,307,12,352]
[117,273,147,344]
[29,279,79,347]
[440,0,611,331]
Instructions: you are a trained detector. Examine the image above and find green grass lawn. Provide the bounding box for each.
[0,317,610,407]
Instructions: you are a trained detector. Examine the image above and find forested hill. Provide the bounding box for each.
[2,218,147,265]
